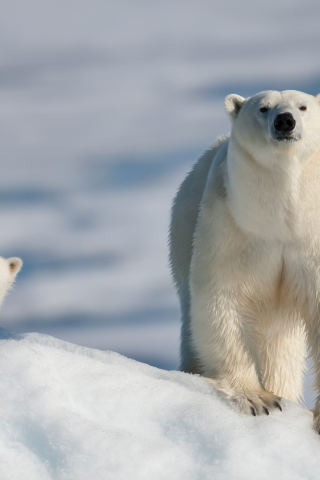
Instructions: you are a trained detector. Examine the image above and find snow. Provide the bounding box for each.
[0,328,318,480]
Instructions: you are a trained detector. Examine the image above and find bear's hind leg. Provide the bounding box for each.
[179,282,202,374]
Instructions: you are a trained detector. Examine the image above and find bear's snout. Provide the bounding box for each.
[274,112,296,133]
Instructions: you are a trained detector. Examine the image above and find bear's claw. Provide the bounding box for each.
[229,390,283,416]
[274,401,282,412]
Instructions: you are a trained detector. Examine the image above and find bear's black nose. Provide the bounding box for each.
[274,112,296,133]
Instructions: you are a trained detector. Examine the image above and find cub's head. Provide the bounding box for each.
[225,90,320,167]
[0,257,22,306]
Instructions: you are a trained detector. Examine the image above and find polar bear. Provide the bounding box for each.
[170,90,320,430]
[0,257,22,307]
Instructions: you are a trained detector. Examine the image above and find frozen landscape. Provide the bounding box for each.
[0,328,318,480]
[0,0,320,476]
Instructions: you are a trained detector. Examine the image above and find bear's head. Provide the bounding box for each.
[0,257,22,307]
[225,90,320,168]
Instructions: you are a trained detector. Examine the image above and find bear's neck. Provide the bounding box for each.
[225,138,302,242]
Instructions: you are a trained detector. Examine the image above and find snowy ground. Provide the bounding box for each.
[0,329,318,480]
[0,329,320,480]
[0,0,319,407]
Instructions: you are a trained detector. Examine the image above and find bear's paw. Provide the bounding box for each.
[230,390,282,416]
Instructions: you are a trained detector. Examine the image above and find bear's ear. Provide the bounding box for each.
[7,257,23,278]
[315,93,320,103]
[225,94,245,121]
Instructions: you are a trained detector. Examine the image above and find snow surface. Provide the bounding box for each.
[0,328,318,480]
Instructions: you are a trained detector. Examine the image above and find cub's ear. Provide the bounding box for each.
[316,93,320,103]
[225,94,245,121]
[7,257,23,277]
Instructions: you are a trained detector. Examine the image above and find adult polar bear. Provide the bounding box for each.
[170,90,320,430]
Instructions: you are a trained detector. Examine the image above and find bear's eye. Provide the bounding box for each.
[260,107,269,113]
[299,105,307,111]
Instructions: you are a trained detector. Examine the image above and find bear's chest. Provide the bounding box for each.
[240,240,320,319]
[228,176,301,243]
[226,151,320,243]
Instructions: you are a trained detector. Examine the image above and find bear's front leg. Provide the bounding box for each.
[306,319,320,432]
[189,173,284,416]
[190,286,282,416]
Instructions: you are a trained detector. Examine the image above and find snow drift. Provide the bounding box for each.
[0,327,318,480]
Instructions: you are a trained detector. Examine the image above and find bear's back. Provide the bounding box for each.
[169,136,229,293]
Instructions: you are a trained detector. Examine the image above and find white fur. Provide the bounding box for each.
[170,90,320,428]
[0,257,22,307]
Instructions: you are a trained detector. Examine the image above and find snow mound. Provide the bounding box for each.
[0,328,318,480]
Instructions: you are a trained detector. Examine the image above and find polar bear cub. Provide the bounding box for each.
[0,257,22,307]
[170,90,320,430]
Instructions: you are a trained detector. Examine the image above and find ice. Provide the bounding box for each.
[0,328,318,480]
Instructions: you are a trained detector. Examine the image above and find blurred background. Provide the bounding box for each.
[0,0,319,407]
